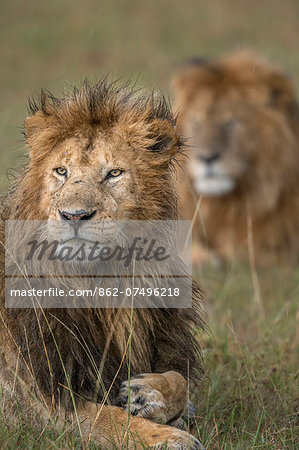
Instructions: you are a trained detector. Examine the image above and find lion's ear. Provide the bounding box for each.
[171,60,211,108]
[25,111,47,145]
[24,110,53,158]
[268,73,297,110]
[172,58,210,90]
[146,118,181,162]
[24,90,56,153]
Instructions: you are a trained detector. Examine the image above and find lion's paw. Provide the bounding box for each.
[152,429,205,449]
[117,375,168,423]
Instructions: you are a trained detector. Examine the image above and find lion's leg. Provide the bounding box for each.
[78,402,204,449]
[0,350,202,448]
[116,371,188,424]
[0,371,203,449]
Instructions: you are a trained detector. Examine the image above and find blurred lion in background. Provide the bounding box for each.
[173,52,299,265]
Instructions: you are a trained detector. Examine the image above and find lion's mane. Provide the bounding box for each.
[173,52,299,263]
[0,80,204,410]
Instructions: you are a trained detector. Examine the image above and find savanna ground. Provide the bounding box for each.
[0,0,298,448]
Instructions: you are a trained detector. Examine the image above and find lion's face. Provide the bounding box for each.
[41,133,139,245]
[18,82,180,248]
[182,94,251,196]
[27,123,177,247]
[173,53,298,199]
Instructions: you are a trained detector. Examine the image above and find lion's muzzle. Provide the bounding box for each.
[58,208,97,234]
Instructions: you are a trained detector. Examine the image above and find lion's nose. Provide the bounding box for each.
[59,209,97,222]
[199,153,220,164]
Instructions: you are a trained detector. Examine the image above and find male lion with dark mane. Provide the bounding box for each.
[0,81,205,448]
[173,52,299,265]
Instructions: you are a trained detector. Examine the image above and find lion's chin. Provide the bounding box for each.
[59,237,96,246]
[56,237,107,256]
[194,175,235,197]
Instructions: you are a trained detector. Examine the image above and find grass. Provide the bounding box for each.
[193,264,298,449]
[1,264,298,449]
[0,0,298,448]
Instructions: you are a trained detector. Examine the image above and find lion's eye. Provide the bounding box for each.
[107,169,123,178]
[55,167,67,176]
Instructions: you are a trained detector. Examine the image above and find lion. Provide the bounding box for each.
[172,52,299,265]
[0,81,205,449]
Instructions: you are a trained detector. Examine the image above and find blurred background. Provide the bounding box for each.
[1,0,299,187]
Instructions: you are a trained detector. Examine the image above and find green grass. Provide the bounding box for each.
[0,1,298,448]
[1,265,298,449]
[193,264,298,449]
